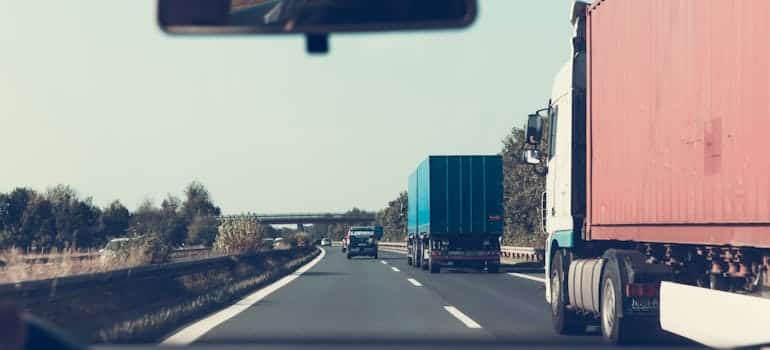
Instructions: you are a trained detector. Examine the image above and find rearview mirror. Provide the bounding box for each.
[522,149,541,165]
[526,114,543,145]
[159,0,477,34]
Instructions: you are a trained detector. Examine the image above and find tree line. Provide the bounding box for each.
[0,181,222,251]
[306,207,374,241]
[1,126,544,251]
[374,125,546,246]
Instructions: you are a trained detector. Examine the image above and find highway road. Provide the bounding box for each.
[138,247,695,350]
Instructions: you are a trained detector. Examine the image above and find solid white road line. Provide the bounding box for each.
[160,248,327,346]
[391,266,400,272]
[381,260,388,264]
[508,272,545,284]
[444,306,482,329]
[407,278,423,287]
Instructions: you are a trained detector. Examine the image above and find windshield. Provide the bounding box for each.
[1,1,765,349]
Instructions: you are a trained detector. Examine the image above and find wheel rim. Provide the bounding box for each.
[602,278,616,337]
[550,269,560,315]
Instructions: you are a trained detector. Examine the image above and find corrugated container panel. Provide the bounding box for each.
[418,158,431,233]
[407,155,503,237]
[407,171,418,235]
[586,0,770,247]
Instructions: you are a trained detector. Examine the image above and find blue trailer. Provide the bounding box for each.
[406,155,503,273]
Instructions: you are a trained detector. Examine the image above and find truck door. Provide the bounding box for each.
[545,62,575,236]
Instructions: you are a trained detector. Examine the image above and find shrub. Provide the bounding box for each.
[213,216,264,254]
[103,235,171,266]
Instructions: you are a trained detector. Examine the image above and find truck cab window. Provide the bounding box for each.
[548,105,558,159]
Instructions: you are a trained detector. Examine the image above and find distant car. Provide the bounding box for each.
[99,237,133,263]
[320,238,331,246]
[346,230,378,260]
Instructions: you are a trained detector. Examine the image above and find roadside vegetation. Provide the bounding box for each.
[0,181,221,253]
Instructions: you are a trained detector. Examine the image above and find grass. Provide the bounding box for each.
[98,249,319,343]
[0,247,223,284]
[0,248,113,284]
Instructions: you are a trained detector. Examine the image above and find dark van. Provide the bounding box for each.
[346,228,378,259]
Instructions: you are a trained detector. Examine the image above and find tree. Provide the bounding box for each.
[375,192,407,242]
[129,199,162,237]
[186,215,218,246]
[0,188,36,248]
[43,185,106,249]
[500,127,547,247]
[159,195,187,246]
[102,200,131,238]
[21,198,57,250]
[181,181,221,221]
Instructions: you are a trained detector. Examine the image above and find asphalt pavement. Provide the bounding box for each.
[167,248,651,349]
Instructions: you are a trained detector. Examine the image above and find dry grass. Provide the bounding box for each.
[1,248,107,284]
[0,246,218,284]
[98,249,319,343]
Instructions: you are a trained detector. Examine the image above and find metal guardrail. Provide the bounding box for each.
[377,242,407,253]
[20,251,99,264]
[375,242,544,263]
[17,247,211,264]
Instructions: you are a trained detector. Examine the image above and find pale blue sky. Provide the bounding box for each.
[1,0,571,214]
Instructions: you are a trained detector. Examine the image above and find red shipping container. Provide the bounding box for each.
[586,0,770,247]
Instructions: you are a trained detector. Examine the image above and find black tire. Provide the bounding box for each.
[347,254,352,260]
[429,258,440,274]
[550,251,586,335]
[487,263,500,273]
[600,260,638,345]
[373,253,378,260]
[407,256,413,266]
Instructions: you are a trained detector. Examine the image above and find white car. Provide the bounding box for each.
[320,238,331,246]
[99,237,133,264]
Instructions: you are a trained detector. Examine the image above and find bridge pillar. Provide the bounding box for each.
[297,223,305,232]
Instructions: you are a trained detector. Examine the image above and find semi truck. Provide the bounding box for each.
[407,155,503,274]
[522,0,770,347]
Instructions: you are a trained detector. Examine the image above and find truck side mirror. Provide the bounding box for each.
[522,149,541,165]
[526,114,543,145]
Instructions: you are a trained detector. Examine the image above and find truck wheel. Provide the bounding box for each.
[407,256,413,266]
[347,253,351,260]
[550,251,585,335]
[600,260,636,344]
[373,253,378,260]
[429,259,440,274]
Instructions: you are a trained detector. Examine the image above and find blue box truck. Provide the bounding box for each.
[407,155,503,273]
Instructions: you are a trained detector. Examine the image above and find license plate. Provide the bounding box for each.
[630,298,659,312]
[358,243,368,247]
